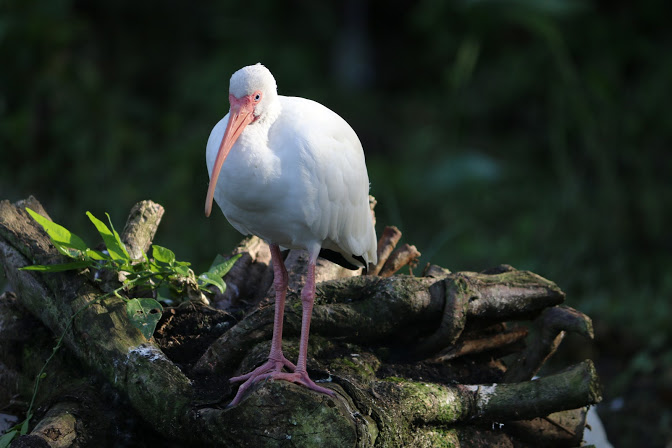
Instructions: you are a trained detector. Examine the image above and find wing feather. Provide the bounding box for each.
[275,97,377,266]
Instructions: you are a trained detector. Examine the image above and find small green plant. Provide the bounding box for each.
[0,208,239,446]
[22,207,239,337]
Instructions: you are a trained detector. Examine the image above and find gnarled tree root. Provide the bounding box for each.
[0,197,602,447]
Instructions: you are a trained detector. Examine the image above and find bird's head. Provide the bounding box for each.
[228,63,277,119]
[205,64,277,217]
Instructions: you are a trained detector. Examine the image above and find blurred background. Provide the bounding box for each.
[1,0,670,445]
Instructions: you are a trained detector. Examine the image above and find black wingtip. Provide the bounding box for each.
[318,248,366,271]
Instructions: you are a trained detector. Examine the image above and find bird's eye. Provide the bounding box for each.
[253,92,262,102]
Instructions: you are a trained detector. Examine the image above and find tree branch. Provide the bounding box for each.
[376,360,601,424]
[120,200,165,260]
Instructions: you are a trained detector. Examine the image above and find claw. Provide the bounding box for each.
[229,355,296,383]
[228,367,334,407]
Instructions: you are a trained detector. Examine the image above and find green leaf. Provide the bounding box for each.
[152,245,175,265]
[85,248,109,260]
[197,254,240,293]
[0,430,17,448]
[26,208,88,257]
[126,298,163,340]
[20,415,31,435]
[155,285,172,303]
[198,272,227,294]
[106,212,131,258]
[20,260,92,272]
[86,212,130,261]
[174,265,191,277]
[57,246,84,258]
[207,253,242,279]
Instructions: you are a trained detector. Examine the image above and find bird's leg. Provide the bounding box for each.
[228,249,333,406]
[247,252,335,396]
[281,253,335,396]
[228,243,296,406]
[265,244,295,370]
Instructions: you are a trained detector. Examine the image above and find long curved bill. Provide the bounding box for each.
[205,97,255,217]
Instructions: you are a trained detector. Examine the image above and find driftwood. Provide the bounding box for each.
[0,197,602,447]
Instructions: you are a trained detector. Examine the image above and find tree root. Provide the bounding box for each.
[0,197,602,447]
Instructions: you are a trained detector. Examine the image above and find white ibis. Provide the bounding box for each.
[205,64,377,406]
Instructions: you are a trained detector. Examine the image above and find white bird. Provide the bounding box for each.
[205,64,377,406]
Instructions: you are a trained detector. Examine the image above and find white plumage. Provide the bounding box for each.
[204,64,377,406]
[205,64,377,268]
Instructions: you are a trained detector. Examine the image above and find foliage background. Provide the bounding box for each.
[1,0,670,445]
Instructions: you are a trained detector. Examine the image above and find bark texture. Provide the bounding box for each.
[0,197,602,447]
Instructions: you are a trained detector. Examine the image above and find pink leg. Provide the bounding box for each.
[228,248,333,406]
[228,243,296,406]
[267,254,335,396]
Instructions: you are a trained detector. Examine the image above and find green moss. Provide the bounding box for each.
[379,378,468,425]
[222,381,359,447]
[413,428,460,448]
[381,376,411,383]
[335,357,358,369]
[328,352,380,382]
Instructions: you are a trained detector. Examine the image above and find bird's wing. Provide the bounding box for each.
[274,97,377,266]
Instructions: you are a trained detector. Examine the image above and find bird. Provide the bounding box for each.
[204,63,377,407]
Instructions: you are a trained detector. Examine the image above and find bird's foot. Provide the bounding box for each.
[228,362,334,407]
[228,355,296,407]
[259,370,335,396]
[229,354,296,384]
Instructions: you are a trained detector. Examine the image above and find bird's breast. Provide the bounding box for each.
[215,135,283,211]
[207,123,313,246]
